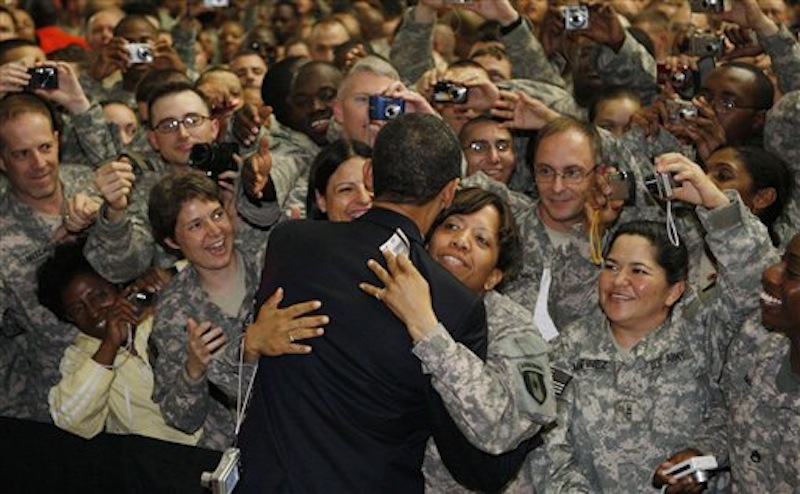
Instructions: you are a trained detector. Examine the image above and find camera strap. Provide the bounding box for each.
[665,200,681,247]
[235,331,258,438]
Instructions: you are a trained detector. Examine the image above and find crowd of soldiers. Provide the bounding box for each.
[1,0,799,492]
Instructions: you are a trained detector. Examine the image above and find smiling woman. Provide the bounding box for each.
[539,157,780,492]
[306,138,373,221]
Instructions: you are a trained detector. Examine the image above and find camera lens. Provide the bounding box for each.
[384,104,401,119]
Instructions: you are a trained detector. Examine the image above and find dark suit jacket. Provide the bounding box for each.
[237,207,488,493]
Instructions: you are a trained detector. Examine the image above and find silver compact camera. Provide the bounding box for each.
[562,5,589,31]
[200,447,240,494]
[690,33,725,58]
[204,0,230,6]
[690,0,729,13]
[126,43,154,64]
[665,99,699,121]
[645,172,679,200]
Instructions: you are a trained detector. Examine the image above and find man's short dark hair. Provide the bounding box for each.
[135,68,191,105]
[148,169,224,254]
[371,113,461,205]
[147,81,210,128]
[0,38,39,64]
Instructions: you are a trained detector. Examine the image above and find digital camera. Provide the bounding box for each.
[606,171,635,203]
[656,63,694,91]
[126,43,154,64]
[27,66,58,90]
[690,33,725,58]
[368,95,405,121]
[690,0,729,13]
[645,172,679,200]
[189,142,240,181]
[204,0,230,6]
[201,447,240,494]
[432,81,469,104]
[665,99,699,121]
[562,5,589,31]
[664,455,718,484]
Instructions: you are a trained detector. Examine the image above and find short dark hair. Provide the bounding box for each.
[261,56,307,125]
[36,240,95,322]
[429,187,523,285]
[306,139,372,220]
[0,38,39,64]
[113,14,156,38]
[606,221,689,285]
[458,114,510,145]
[371,113,461,205]
[730,146,792,239]
[714,61,775,110]
[148,170,224,253]
[0,93,58,151]
[588,86,642,123]
[533,116,602,167]
[147,81,210,128]
[135,68,191,105]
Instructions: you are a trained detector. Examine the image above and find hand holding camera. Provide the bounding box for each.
[665,96,727,163]
[30,62,92,115]
[0,61,31,94]
[653,448,716,494]
[561,3,626,52]
[654,153,730,209]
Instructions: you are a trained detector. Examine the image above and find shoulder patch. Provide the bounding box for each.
[519,362,547,404]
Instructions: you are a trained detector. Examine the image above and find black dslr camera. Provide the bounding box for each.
[189,143,239,181]
[27,67,58,90]
[432,81,469,104]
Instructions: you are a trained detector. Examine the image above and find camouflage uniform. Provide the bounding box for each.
[59,102,123,168]
[149,233,267,451]
[0,165,97,421]
[692,314,800,493]
[419,290,556,493]
[540,192,777,493]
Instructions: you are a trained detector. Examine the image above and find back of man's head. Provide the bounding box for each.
[372,113,461,205]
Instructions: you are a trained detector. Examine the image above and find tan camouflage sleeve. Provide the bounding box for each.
[389,8,436,86]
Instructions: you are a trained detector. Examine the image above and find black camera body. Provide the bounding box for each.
[189,143,239,181]
[368,95,405,121]
[27,67,58,90]
[432,81,469,104]
[645,172,679,200]
[690,33,725,58]
[656,63,694,91]
[562,5,589,30]
[690,0,729,13]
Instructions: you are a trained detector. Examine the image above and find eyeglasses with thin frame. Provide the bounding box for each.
[151,113,210,134]
[464,139,512,154]
[534,165,595,184]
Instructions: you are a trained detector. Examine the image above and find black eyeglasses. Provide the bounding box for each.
[151,113,210,134]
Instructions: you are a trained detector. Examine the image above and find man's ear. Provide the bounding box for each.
[333,99,344,125]
[210,117,220,140]
[363,158,374,193]
[441,177,460,208]
[752,109,767,134]
[147,129,160,152]
[752,187,777,215]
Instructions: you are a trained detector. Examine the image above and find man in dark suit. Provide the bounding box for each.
[237,113,493,492]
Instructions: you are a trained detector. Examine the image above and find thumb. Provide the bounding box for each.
[258,133,271,156]
[261,287,284,313]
